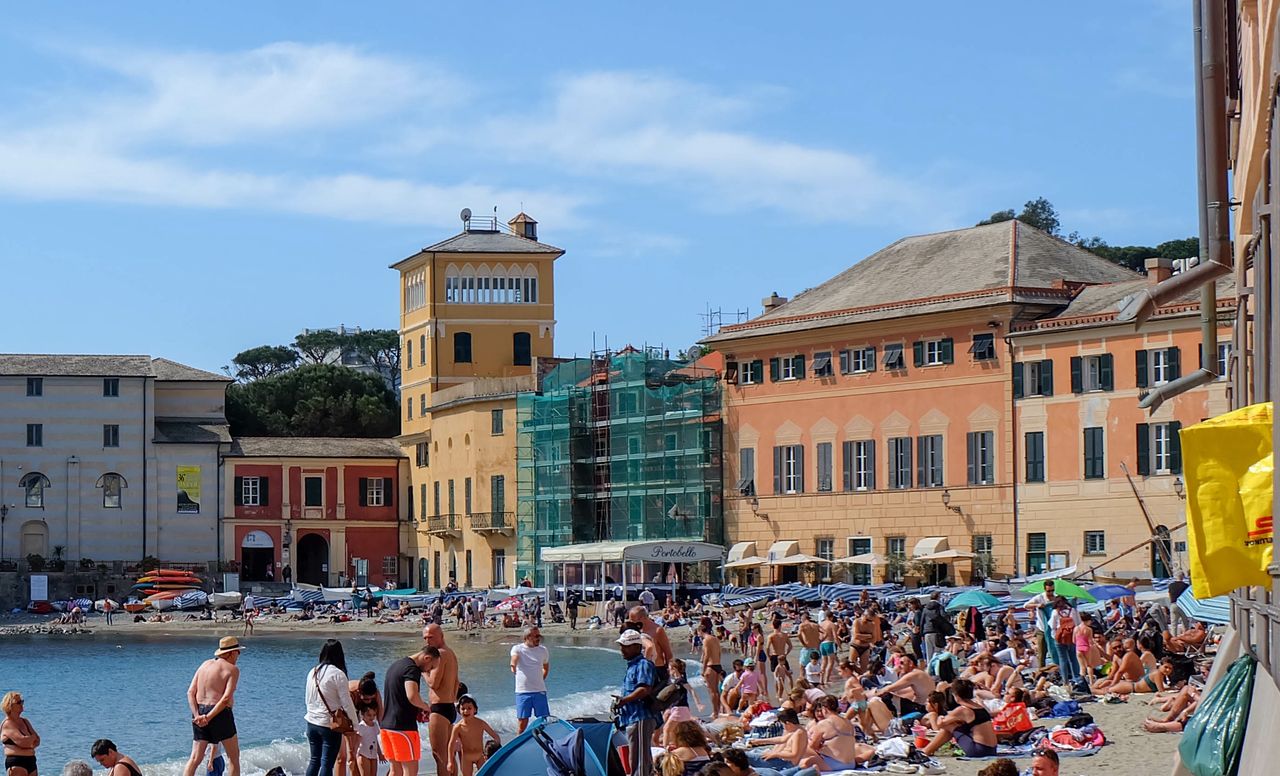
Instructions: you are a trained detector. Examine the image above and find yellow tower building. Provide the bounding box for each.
[391,211,563,590]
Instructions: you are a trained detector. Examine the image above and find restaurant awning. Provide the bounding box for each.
[833,552,887,565]
[912,536,950,558]
[767,540,801,563]
[769,553,827,566]
[915,549,975,562]
[727,542,758,564]
[540,540,725,563]
[724,556,768,569]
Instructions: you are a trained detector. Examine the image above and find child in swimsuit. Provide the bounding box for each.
[446,696,499,776]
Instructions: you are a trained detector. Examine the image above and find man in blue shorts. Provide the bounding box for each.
[509,626,550,733]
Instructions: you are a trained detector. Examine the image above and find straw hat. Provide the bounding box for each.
[215,636,244,656]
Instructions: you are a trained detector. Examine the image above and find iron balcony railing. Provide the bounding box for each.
[424,514,461,535]
[469,511,514,533]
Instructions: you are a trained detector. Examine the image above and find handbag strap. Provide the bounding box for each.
[315,666,337,714]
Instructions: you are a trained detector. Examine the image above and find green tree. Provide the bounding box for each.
[227,345,299,382]
[294,329,348,364]
[976,197,1060,235]
[349,329,402,387]
[976,208,1016,226]
[1157,237,1199,260]
[226,363,399,437]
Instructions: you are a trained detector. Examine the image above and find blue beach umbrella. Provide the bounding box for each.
[1087,584,1136,601]
[946,589,1003,611]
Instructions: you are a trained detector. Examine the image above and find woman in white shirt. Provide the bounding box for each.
[304,639,361,776]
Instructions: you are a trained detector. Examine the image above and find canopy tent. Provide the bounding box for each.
[539,540,726,604]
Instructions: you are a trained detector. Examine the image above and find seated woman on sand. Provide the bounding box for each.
[920,679,998,758]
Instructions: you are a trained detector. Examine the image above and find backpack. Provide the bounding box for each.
[1055,618,1075,645]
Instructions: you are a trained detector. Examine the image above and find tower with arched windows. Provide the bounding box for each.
[391,212,562,591]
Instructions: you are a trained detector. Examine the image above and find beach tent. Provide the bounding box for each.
[540,540,725,605]
[477,717,624,776]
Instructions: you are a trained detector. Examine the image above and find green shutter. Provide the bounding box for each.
[1013,363,1025,399]
[359,477,368,507]
[234,476,243,506]
[1039,359,1054,396]
[384,478,394,508]
[795,445,805,492]
[769,358,780,382]
[1169,421,1183,474]
[941,338,954,364]
[1070,357,1083,394]
[1100,353,1115,391]
[1084,429,1095,478]
[913,341,925,367]
[916,436,927,486]
[866,347,877,373]
[795,354,806,379]
[1136,350,1149,388]
[838,350,849,374]
[773,447,784,494]
[260,478,270,506]
[1136,425,1150,476]
[966,432,977,484]
[842,441,854,491]
[1168,347,1181,379]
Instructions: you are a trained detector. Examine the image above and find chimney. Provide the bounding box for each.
[508,212,538,241]
[762,291,788,313]
[1145,257,1173,284]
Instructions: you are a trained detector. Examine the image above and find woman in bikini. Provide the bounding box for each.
[1,692,39,776]
[90,740,142,776]
[921,679,998,758]
[1106,657,1175,697]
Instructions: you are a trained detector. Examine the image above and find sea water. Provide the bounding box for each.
[0,633,624,776]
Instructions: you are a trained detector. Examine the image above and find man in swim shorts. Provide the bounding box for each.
[818,612,840,685]
[379,645,440,776]
[182,637,243,776]
[767,618,794,697]
[797,612,821,672]
[423,624,459,776]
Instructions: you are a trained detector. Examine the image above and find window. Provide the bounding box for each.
[304,476,323,506]
[419,483,427,518]
[736,448,756,495]
[970,334,996,361]
[811,351,833,377]
[433,481,441,515]
[513,332,532,366]
[816,442,833,491]
[367,477,385,507]
[739,360,764,384]
[382,555,398,575]
[416,442,430,467]
[973,534,993,556]
[406,338,413,368]
[26,423,42,447]
[1071,354,1114,393]
[882,343,906,370]
[774,355,804,380]
[407,396,413,420]
[21,472,49,508]
[492,549,507,586]
[840,347,876,374]
[454,332,473,363]
[917,434,944,487]
[1137,421,1183,476]
[1026,532,1047,574]
[966,431,995,485]
[1083,427,1106,479]
[103,424,120,448]
[1024,431,1045,483]
[491,409,504,435]
[463,477,472,514]
[842,440,875,491]
[103,378,119,397]
[26,378,42,396]
[241,476,261,506]
[491,475,506,513]
[816,538,835,582]
[889,437,913,489]
[1015,360,1054,398]
[448,479,456,514]
[1084,531,1107,555]
[1217,343,1232,380]
[773,444,804,494]
[887,536,907,581]
[419,334,426,364]
[916,338,953,366]
[1136,348,1180,389]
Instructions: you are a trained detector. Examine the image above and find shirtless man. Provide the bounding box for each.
[698,620,725,715]
[818,613,840,685]
[629,606,674,685]
[766,618,794,698]
[1091,638,1144,694]
[800,696,875,772]
[182,637,242,776]
[866,654,935,723]
[850,609,879,675]
[423,624,460,776]
[796,612,822,677]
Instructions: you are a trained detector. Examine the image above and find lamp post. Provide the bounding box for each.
[0,504,8,562]
[1173,477,1186,500]
[941,489,963,515]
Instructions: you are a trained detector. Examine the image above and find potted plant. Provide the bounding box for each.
[79,557,96,571]
[48,546,66,572]
[26,553,45,572]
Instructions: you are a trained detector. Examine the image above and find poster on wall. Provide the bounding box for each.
[177,465,201,514]
[30,574,49,602]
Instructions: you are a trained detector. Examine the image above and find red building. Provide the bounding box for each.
[222,438,409,588]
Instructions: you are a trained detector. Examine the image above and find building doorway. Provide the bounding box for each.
[240,530,274,581]
[1151,525,1173,579]
[297,534,329,586]
[20,521,49,558]
[847,537,872,584]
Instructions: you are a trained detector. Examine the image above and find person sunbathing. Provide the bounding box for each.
[1091,639,1144,694]
[1105,657,1176,697]
[1141,684,1200,733]
[1164,622,1208,654]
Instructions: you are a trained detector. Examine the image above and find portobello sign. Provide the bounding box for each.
[622,541,724,563]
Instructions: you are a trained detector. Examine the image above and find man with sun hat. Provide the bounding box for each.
[182,637,243,776]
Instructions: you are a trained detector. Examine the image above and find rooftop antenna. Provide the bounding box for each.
[460,208,472,230]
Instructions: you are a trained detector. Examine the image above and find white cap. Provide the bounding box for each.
[616,630,644,647]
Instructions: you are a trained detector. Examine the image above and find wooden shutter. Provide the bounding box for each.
[916,436,927,486]
[866,347,877,372]
[769,358,781,382]
[795,354,806,379]
[913,341,925,367]
[1136,350,1149,388]
[1070,357,1083,393]
[966,432,977,484]
[1039,360,1054,396]
[234,476,243,506]
[796,445,805,492]
[1012,363,1024,399]
[359,477,369,506]
[1100,354,1115,391]
[260,478,270,506]
[725,361,739,383]
[1168,347,1181,379]
[842,441,853,490]
[1136,425,1150,476]
[384,478,394,507]
[773,446,784,494]
[839,350,849,374]
[901,439,913,488]
[1169,422,1183,474]
[867,441,877,490]
[941,338,954,364]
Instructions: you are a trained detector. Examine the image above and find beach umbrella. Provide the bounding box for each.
[1020,578,1097,603]
[493,597,524,612]
[946,590,1003,611]
[1087,584,1136,601]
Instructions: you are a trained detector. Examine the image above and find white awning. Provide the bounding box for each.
[915,549,975,562]
[769,553,827,566]
[912,536,950,558]
[767,540,800,562]
[833,552,886,565]
[540,540,725,564]
[241,530,274,549]
[727,542,758,564]
[724,556,768,569]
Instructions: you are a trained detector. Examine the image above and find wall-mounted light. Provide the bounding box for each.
[1173,477,1186,500]
[941,489,963,515]
[749,496,769,521]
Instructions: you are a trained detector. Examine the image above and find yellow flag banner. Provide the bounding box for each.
[1183,402,1273,599]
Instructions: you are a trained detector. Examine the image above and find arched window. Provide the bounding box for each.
[96,472,127,509]
[454,331,473,363]
[522,264,539,303]
[445,265,460,303]
[476,264,491,303]
[461,264,476,303]
[20,472,50,508]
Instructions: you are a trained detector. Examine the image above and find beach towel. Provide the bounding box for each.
[1050,700,1081,718]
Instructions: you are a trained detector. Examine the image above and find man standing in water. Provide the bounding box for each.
[628,606,673,685]
[182,637,242,776]
[423,624,460,776]
[698,619,724,715]
[510,626,551,733]
[380,646,441,776]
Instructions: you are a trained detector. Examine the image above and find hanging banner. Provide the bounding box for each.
[177,465,201,514]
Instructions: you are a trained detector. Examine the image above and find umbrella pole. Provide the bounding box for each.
[1120,462,1178,575]
[1069,521,1188,580]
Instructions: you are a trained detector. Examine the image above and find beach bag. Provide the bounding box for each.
[315,667,354,733]
[992,702,1032,734]
[1179,654,1256,776]
[1050,700,1081,718]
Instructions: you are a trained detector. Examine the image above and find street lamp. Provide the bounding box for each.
[941,489,963,515]
[1173,477,1186,500]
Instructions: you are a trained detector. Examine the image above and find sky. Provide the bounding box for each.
[0,1,1197,372]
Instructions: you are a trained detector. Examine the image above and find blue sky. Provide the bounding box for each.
[1,1,1195,372]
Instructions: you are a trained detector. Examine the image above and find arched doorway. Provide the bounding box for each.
[297,534,329,586]
[240,530,275,581]
[1151,525,1173,579]
[20,521,48,558]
